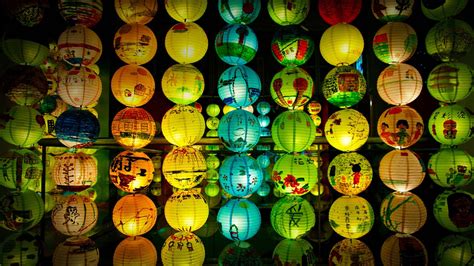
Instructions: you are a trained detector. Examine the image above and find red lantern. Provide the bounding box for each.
[318,0,362,25]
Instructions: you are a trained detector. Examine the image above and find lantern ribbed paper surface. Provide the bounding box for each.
[272,153,318,196]
[377,63,423,105]
[55,109,100,148]
[324,109,369,152]
[58,25,102,66]
[377,105,424,149]
[379,149,425,192]
[165,22,208,64]
[270,66,314,109]
[218,109,260,152]
[429,104,473,146]
[3,65,48,106]
[165,189,209,232]
[58,0,102,28]
[271,110,315,152]
[162,105,205,147]
[328,239,374,265]
[318,0,362,25]
[218,65,261,108]
[0,190,44,232]
[381,192,427,234]
[329,195,374,239]
[111,64,155,107]
[320,23,364,66]
[219,154,263,197]
[270,196,315,239]
[51,194,98,236]
[110,151,154,193]
[273,239,316,265]
[2,39,49,66]
[114,23,157,65]
[162,64,204,105]
[322,65,366,108]
[162,146,207,189]
[165,0,207,22]
[0,149,42,191]
[53,236,100,266]
[111,107,156,150]
[218,0,261,24]
[371,0,414,22]
[421,0,468,21]
[215,24,258,65]
[381,234,428,266]
[436,235,473,266]
[57,66,102,108]
[53,152,97,192]
[161,231,205,266]
[113,193,157,236]
[328,152,372,195]
[433,190,474,232]
[373,22,417,64]
[267,0,309,26]
[217,198,261,241]
[0,232,41,265]
[114,236,157,266]
[0,106,44,148]
[271,25,314,66]
[115,0,158,24]
[427,62,472,103]
[6,1,47,27]
[428,148,472,188]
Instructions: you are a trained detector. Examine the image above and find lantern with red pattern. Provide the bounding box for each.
[318,0,362,25]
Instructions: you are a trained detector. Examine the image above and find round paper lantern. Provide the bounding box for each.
[109,151,154,193]
[379,149,425,192]
[161,232,205,266]
[165,189,209,232]
[215,24,258,65]
[114,236,157,266]
[271,25,314,66]
[51,194,97,236]
[429,104,473,146]
[381,234,428,266]
[427,62,472,103]
[421,0,468,21]
[115,0,158,24]
[165,0,206,22]
[270,66,314,109]
[329,195,374,239]
[377,105,424,149]
[377,63,423,105]
[373,22,417,64]
[2,65,48,106]
[0,191,44,232]
[218,109,260,152]
[0,149,42,191]
[328,239,374,265]
[267,0,309,26]
[161,105,205,147]
[256,101,271,115]
[320,23,364,66]
[218,65,261,108]
[204,183,220,197]
[380,192,427,234]
[371,0,414,22]
[324,109,369,152]
[53,237,99,266]
[270,196,315,239]
[2,39,49,66]
[319,0,361,25]
[272,153,318,196]
[219,154,263,197]
[218,0,261,24]
[55,109,100,148]
[53,152,97,192]
[256,182,270,197]
[111,64,155,107]
[162,146,207,189]
[113,193,157,236]
[0,106,44,148]
[5,0,47,27]
[425,19,473,63]
[58,0,103,27]
[433,190,474,232]
[217,198,261,241]
[111,107,156,150]
[436,235,473,266]
[328,152,372,196]
[218,241,261,265]
[322,65,366,108]
[57,66,102,108]
[206,104,220,117]
[58,25,102,66]
[162,64,204,105]
[113,23,157,65]
[0,232,41,265]
[273,239,316,265]
[428,148,472,188]
[165,22,208,64]
[271,110,315,152]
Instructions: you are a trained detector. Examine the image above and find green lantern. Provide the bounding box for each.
[427,62,472,103]
[270,66,314,109]
[436,235,473,266]
[271,110,315,152]
[428,104,473,146]
[0,149,42,191]
[0,190,44,232]
[425,19,473,62]
[271,196,315,239]
[2,39,49,66]
[273,238,316,265]
[428,148,472,188]
[328,152,372,196]
[206,104,220,117]
[0,232,40,266]
[421,0,468,21]
[272,153,318,196]
[271,25,314,66]
[267,0,310,26]
[433,190,474,232]
[322,65,366,108]
[0,106,45,148]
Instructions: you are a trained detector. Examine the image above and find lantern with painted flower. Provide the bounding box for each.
[0,190,44,232]
[114,236,157,266]
[0,106,44,148]
[162,146,207,189]
[165,22,208,64]
[111,64,155,107]
[324,109,369,152]
[53,237,99,266]
[3,65,48,106]
[55,109,100,148]
[373,22,417,64]
[322,65,366,108]
[425,19,473,62]
[58,0,103,27]
[271,196,315,239]
[267,0,309,26]
[165,189,209,232]
[218,65,261,108]
[319,23,364,66]
[273,239,316,266]
[215,24,258,65]
[111,107,156,150]
[162,64,204,105]
[51,194,98,236]
[58,25,102,66]
[271,110,315,152]
[318,0,361,25]
[161,105,205,147]
[328,152,372,196]
[112,193,157,236]
[371,0,414,22]
[433,190,474,232]
[57,66,102,108]
[217,198,261,241]
[161,231,205,266]
[271,25,314,66]
[329,239,374,265]
[428,148,472,188]
[218,0,261,24]
[421,0,468,21]
[377,63,423,105]
[427,62,472,103]
[109,151,154,193]
[379,149,425,192]
[218,109,260,152]
[219,154,263,197]
[113,23,157,65]
[2,39,49,66]
[53,152,97,192]
[381,234,428,266]
[115,0,158,24]
[329,195,374,239]
[0,149,42,191]
[377,105,424,149]
[272,153,318,196]
[429,104,472,146]
[270,66,313,109]
[381,192,427,234]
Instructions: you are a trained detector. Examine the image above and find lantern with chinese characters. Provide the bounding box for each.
[381,234,428,266]
[421,0,468,21]
[58,0,103,27]
[329,239,374,265]
[373,22,417,64]
[3,65,48,106]
[58,25,102,66]
[324,109,369,152]
[271,196,315,239]
[111,107,156,150]
[165,189,208,232]
[215,24,258,65]
[329,195,374,239]
[0,106,44,148]
[0,149,42,191]
[425,19,473,62]
[0,190,44,232]
[267,0,309,26]
[53,152,97,192]
[379,149,425,192]
[433,190,474,232]
[57,66,102,108]
[162,64,204,105]
[377,105,424,149]
[377,63,423,105]
[272,153,318,196]
[371,0,414,22]
[429,104,472,146]
[161,231,205,266]
[115,0,158,24]
[165,0,206,22]
[219,154,263,197]
[217,198,261,241]
[271,110,315,152]
[320,23,364,66]
[113,23,157,65]
[322,65,366,108]
[5,0,47,27]
[111,64,155,107]
[427,62,472,103]
[436,235,473,266]
[218,109,260,152]
[161,105,205,147]
[428,148,472,188]
[218,0,261,24]
[218,65,261,108]
[113,236,157,266]
[273,239,316,265]
[162,146,207,189]
[271,25,314,66]
[0,232,41,265]
[328,152,372,195]
[318,0,361,25]
[165,22,208,64]
[113,193,157,236]
[55,109,100,148]
[2,39,49,66]
[53,237,100,266]
[381,192,427,234]
[270,66,314,109]
[51,194,98,236]
[109,151,154,193]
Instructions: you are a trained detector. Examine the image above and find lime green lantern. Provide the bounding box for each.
[270,66,314,109]
[324,109,369,152]
[380,192,427,234]
[0,106,44,148]
[272,153,318,196]
[329,239,374,265]
[271,110,315,152]
[162,64,204,105]
[0,190,44,232]
[428,148,472,188]
[328,152,372,196]
[427,62,472,103]
[421,0,468,21]
[267,0,310,26]
[270,196,315,239]
[0,149,42,191]
[329,195,374,239]
[2,39,49,66]
[433,190,474,232]
[436,235,473,266]
[425,19,473,62]
[273,239,316,265]
[322,65,366,108]
[429,104,473,146]
[271,25,314,66]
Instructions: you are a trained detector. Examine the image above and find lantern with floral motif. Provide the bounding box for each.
[381,192,427,234]
[272,153,318,196]
[53,152,97,192]
[219,154,263,197]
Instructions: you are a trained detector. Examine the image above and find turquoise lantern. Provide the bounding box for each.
[217,198,261,241]
[55,109,100,148]
[256,101,271,115]
[219,154,263,197]
[218,109,261,152]
[218,65,261,108]
[215,24,258,65]
[271,25,314,66]
[218,0,261,24]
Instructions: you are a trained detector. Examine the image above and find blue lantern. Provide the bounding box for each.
[257,101,271,115]
[218,65,261,108]
[218,109,261,152]
[218,0,261,24]
[215,24,258,65]
[219,154,263,197]
[217,198,261,241]
[55,109,100,148]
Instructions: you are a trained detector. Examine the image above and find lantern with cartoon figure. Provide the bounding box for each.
[377,105,424,149]
[328,152,373,195]
[429,104,472,146]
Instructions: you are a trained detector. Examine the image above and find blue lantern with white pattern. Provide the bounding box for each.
[219,154,263,197]
[55,109,100,148]
[218,109,261,152]
[215,24,258,65]
[218,65,261,108]
[217,198,261,241]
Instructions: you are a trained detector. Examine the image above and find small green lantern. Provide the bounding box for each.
[429,104,473,146]
[421,0,468,21]
[271,25,314,66]
[0,232,40,266]
[433,190,474,232]
[267,0,310,26]
[271,196,315,239]
[322,65,366,108]
[273,238,316,265]
[428,148,472,188]
[427,62,472,103]
[0,106,45,148]
[271,110,315,152]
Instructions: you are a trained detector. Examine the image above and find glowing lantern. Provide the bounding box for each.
[329,195,374,239]
[377,105,424,149]
[328,152,372,196]
[162,146,207,189]
[428,148,472,188]
[371,0,414,22]
[429,104,472,146]
[379,149,425,192]
[318,0,361,25]
[2,39,49,66]
[273,239,316,265]
[380,192,427,234]
[433,190,474,232]
[57,66,102,108]
[5,0,47,27]
[320,23,364,66]
[53,237,100,266]
[113,236,157,266]
[205,183,220,197]
[55,109,100,148]
[0,149,42,191]
[373,22,417,64]
[165,189,209,232]
[111,107,156,150]
[267,0,309,26]
[377,63,423,105]
[0,191,44,232]
[111,64,155,107]
[427,62,472,103]
[217,198,261,241]
[113,193,157,236]
[381,234,428,266]
[272,153,318,196]
[218,0,261,24]
[161,105,205,147]
[51,194,97,236]
[270,66,314,109]
[218,65,261,108]
[215,24,258,65]
[324,109,369,152]
[271,25,314,66]
[53,152,97,192]
[0,106,44,148]
[219,154,263,197]
[436,235,473,266]
[329,239,374,265]
[109,151,154,193]
[114,23,157,65]
[165,22,208,64]
[256,182,270,197]
[162,64,204,105]
[115,0,158,24]
[0,232,41,265]
[206,104,220,117]
[161,232,205,266]
[3,65,48,106]
[425,19,473,62]
[219,241,261,265]
[218,109,260,152]
[58,0,103,27]
[421,0,468,21]
[270,196,315,239]
[165,0,206,22]
[58,25,102,66]
[322,65,366,108]
[271,110,315,152]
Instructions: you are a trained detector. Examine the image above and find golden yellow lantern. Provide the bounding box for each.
[111,64,155,107]
[2,38,49,66]
[377,105,424,149]
[381,234,428,266]
[109,151,154,193]
[161,105,205,147]
[379,149,425,192]
[113,193,157,236]
[324,109,369,152]
[111,107,156,150]
[373,22,417,64]
[162,147,207,189]
[161,231,205,266]
[328,239,374,265]
[164,189,209,232]
[319,23,364,66]
[115,0,158,24]
[381,192,427,234]
[377,63,423,105]
[328,152,373,195]
[53,152,97,192]
[162,64,204,105]
[114,23,157,65]
[53,237,100,266]
[328,195,374,239]
[165,0,207,22]
[51,194,98,236]
[113,236,157,266]
[165,22,208,64]
[58,25,102,66]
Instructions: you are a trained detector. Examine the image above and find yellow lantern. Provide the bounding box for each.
[51,194,98,236]
[162,147,207,189]
[377,63,423,105]
[161,231,205,266]
[111,107,156,150]
[328,195,374,239]
[381,192,427,234]
[53,152,97,192]
[329,239,374,265]
[324,109,369,152]
[161,105,205,147]
[267,0,310,26]
[165,22,208,64]
[162,64,205,105]
[373,22,417,64]
[328,152,373,195]
[111,64,155,107]
[113,236,157,266]
[113,193,157,236]
[164,189,209,232]
[109,151,154,193]
[379,149,425,192]
[0,149,42,191]
[114,0,158,24]
[377,105,424,149]
[53,237,100,266]
[58,25,102,66]
[165,0,207,22]
[57,66,102,108]
[0,106,45,148]
[381,234,428,266]
[319,23,364,66]
[2,38,49,66]
[114,23,157,65]
[0,190,44,232]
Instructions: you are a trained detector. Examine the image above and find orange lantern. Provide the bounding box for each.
[53,152,97,192]
[109,151,154,193]
[111,107,156,150]
[53,237,100,266]
[379,149,425,192]
[114,23,157,65]
[113,236,157,266]
[111,64,155,107]
[115,0,158,24]
[377,105,424,149]
[112,193,157,236]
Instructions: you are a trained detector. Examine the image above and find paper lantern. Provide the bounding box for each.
[3,65,48,106]
[267,0,309,26]
[381,234,428,266]
[0,190,44,232]
[373,22,417,64]
[328,152,372,196]
[218,241,261,265]
[162,146,207,189]
[436,235,473,266]
[256,101,270,115]
[320,23,364,66]
[271,110,315,152]
[58,25,102,66]
[273,239,316,265]
[427,62,472,103]
[329,195,374,239]
[322,65,366,108]
[270,66,314,109]
[379,149,425,192]
[114,236,157,266]
[2,39,49,66]
[380,192,427,234]
[111,64,155,107]
[0,232,40,265]
[115,0,158,24]
[109,151,154,193]
[206,104,220,117]
[53,237,100,266]
[165,189,209,232]
[114,23,157,65]
[5,0,47,27]
[218,109,260,152]
[51,194,97,236]
[55,109,100,148]
[377,63,423,105]
[425,19,473,62]
[318,0,361,25]
[428,148,472,188]
[218,65,261,108]
[433,190,474,232]
[58,0,102,27]
[429,104,473,146]
[0,106,44,148]
[324,109,369,152]
[111,107,156,150]
[161,232,205,266]
[0,149,42,191]
[165,22,208,64]
[256,182,270,197]
[270,196,315,239]
[272,153,318,196]
[161,105,205,147]
[113,193,157,236]
[271,25,314,66]
[371,0,414,22]
[215,24,258,65]
[377,105,424,149]
[217,198,261,241]
[53,152,97,192]
[421,0,468,21]
[218,0,261,24]
[328,239,374,265]
[162,64,204,105]
[57,66,102,108]
[165,0,206,22]
[219,154,263,197]
[205,183,220,197]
